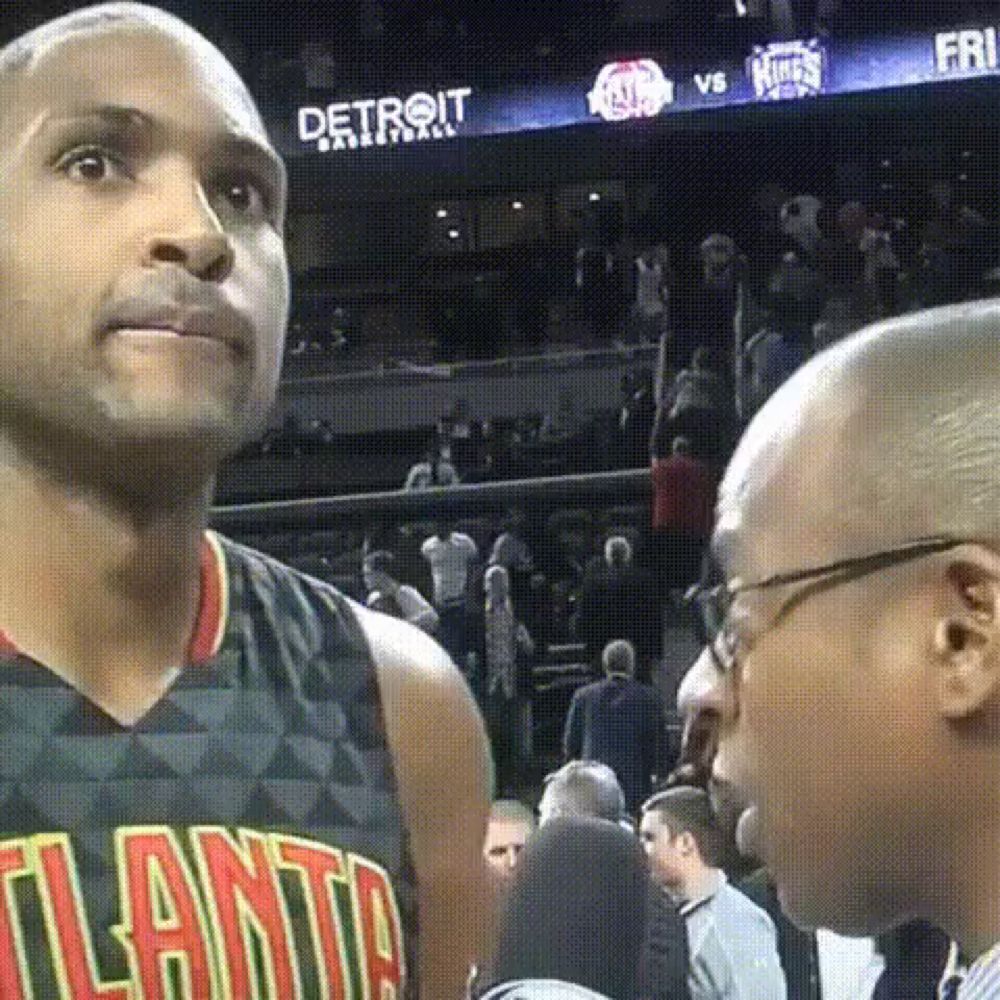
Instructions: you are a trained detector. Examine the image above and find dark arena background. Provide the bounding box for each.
[7,0,1000,791]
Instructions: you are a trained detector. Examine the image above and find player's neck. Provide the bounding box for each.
[0,454,213,721]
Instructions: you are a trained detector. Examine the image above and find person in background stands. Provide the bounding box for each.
[648,435,719,592]
[482,565,535,795]
[640,787,786,1000]
[421,519,479,666]
[562,639,666,817]
[362,549,440,635]
[403,445,460,490]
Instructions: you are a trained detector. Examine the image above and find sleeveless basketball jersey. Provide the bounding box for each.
[0,531,418,999]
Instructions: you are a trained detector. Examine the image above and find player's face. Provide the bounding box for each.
[0,22,289,456]
[483,818,532,880]
[700,482,942,934]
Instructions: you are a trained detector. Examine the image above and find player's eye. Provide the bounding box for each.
[213,171,273,225]
[56,145,132,184]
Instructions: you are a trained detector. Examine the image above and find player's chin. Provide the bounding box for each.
[99,395,258,458]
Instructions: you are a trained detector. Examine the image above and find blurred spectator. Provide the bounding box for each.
[361,550,439,635]
[536,760,626,826]
[488,508,535,614]
[658,347,730,460]
[640,787,787,1000]
[736,290,813,422]
[859,215,902,317]
[421,521,479,665]
[618,369,657,467]
[538,387,583,442]
[667,233,742,375]
[648,436,718,590]
[511,242,550,352]
[483,798,536,886]
[743,183,790,296]
[920,179,986,252]
[780,194,825,264]
[629,243,674,344]
[574,535,661,664]
[442,398,484,477]
[403,448,460,490]
[812,287,870,353]
[562,639,666,815]
[482,565,536,795]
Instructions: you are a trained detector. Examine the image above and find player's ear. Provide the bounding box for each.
[931,555,1000,719]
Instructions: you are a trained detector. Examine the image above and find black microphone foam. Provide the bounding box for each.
[483,816,649,1000]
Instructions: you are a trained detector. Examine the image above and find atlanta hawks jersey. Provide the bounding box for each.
[0,531,418,999]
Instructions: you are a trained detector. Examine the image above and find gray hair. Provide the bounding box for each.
[602,639,636,676]
[540,761,626,823]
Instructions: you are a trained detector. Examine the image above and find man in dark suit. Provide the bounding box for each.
[562,639,666,815]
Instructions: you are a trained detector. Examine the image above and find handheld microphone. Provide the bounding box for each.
[479,816,649,1000]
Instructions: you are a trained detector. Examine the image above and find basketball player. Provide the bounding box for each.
[680,300,1000,995]
[0,5,491,997]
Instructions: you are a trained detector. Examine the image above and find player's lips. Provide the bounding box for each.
[97,300,254,358]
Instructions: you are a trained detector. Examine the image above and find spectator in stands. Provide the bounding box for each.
[483,798,536,886]
[640,787,786,1000]
[362,550,439,635]
[439,398,483,478]
[562,639,666,816]
[402,446,459,490]
[670,233,741,372]
[421,520,478,665]
[536,760,626,826]
[649,435,718,590]
[488,508,535,615]
[574,535,661,665]
[538,386,583,443]
[482,565,535,795]
[629,242,674,345]
[617,368,658,467]
[657,346,730,461]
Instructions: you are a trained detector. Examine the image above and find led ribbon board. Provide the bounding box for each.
[280,24,1000,156]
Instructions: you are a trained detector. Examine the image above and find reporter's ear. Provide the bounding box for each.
[932,559,1000,719]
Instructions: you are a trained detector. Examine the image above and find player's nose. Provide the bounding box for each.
[143,229,235,284]
[141,168,235,283]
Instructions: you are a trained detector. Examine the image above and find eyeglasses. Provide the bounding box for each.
[690,535,970,676]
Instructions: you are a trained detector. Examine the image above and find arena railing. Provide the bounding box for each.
[278,342,658,390]
[210,468,651,533]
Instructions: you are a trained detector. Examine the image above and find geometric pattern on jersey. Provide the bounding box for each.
[0,532,418,998]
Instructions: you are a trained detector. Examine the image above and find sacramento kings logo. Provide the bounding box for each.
[587,59,675,121]
[747,38,827,101]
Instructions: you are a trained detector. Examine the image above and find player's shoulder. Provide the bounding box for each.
[352,600,456,687]
[212,531,363,652]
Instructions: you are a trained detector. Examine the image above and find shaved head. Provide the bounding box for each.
[718,299,1000,575]
[0,4,263,135]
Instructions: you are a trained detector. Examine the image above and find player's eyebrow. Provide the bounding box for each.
[40,102,287,198]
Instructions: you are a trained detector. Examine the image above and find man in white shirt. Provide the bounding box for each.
[640,786,786,1000]
[421,522,478,664]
